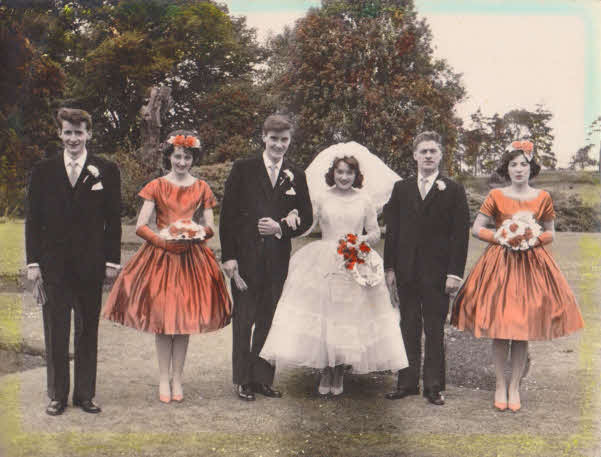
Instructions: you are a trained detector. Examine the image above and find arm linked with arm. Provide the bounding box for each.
[279,169,313,239]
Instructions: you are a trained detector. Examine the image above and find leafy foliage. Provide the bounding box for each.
[569,144,598,170]
[0,7,65,216]
[264,0,465,175]
[458,105,557,175]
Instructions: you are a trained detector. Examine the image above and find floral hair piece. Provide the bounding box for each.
[167,135,200,149]
[508,140,534,162]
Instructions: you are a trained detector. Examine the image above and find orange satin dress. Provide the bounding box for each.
[102,178,231,334]
[451,188,584,341]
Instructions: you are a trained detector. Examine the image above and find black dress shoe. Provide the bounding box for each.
[253,383,282,398]
[424,391,445,405]
[46,400,67,416]
[385,387,420,400]
[237,384,256,401]
[73,399,102,413]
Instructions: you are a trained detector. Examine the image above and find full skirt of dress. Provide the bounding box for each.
[102,242,232,334]
[261,240,408,373]
[451,244,584,340]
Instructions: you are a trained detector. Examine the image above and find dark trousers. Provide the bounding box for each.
[231,273,284,386]
[396,280,449,393]
[42,274,102,403]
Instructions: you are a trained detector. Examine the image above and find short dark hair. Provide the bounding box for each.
[325,156,364,188]
[56,108,92,131]
[161,129,202,170]
[413,131,442,152]
[262,114,294,135]
[496,149,541,180]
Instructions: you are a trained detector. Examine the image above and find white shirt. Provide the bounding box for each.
[262,152,283,184]
[417,171,439,198]
[28,148,120,271]
[64,149,87,183]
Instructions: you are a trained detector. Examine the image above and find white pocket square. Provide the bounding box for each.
[285,188,296,195]
[91,182,104,191]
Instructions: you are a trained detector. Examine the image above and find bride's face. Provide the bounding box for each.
[334,161,356,190]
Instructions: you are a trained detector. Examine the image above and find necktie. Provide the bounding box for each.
[419,177,428,200]
[269,163,277,188]
[68,161,79,187]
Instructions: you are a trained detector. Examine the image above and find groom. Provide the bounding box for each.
[26,108,122,415]
[220,114,313,401]
[383,131,469,405]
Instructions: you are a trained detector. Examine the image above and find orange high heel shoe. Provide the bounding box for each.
[494,401,507,411]
[159,382,171,404]
[508,402,521,412]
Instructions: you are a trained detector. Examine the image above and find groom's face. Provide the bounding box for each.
[413,140,442,175]
[263,129,292,163]
[59,120,92,159]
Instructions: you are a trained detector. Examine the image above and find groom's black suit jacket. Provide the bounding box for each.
[384,175,470,288]
[220,156,313,287]
[26,153,122,285]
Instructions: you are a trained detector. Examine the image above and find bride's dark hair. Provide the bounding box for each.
[325,156,364,188]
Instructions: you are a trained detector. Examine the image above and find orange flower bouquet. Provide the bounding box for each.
[159,219,206,242]
[494,212,542,251]
[336,233,383,287]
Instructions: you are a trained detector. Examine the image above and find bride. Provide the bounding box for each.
[260,142,408,396]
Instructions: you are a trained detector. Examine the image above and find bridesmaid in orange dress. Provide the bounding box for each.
[103,130,231,403]
[451,140,583,412]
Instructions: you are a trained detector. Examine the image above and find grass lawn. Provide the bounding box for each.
[0,221,24,276]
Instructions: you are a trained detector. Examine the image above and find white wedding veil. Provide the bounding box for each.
[305,141,402,214]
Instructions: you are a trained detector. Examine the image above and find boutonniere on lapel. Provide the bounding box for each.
[279,169,296,195]
[83,164,103,190]
[435,179,446,191]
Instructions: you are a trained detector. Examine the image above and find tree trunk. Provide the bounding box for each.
[139,86,174,171]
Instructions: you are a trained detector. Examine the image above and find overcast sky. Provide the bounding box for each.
[225,0,601,167]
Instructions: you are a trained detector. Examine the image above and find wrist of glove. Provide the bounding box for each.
[136,225,188,254]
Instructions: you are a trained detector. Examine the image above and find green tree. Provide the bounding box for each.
[568,144,598,170]
[265,0,465,175]
[0,5,65,216]
[503,105,556,169]
[459,105,557,175]
[585,115,601,174]
[62,0,265,153]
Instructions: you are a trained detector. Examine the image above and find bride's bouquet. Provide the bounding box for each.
[336,234,383,287]
[494,212,542,251]
[159,219,206,242]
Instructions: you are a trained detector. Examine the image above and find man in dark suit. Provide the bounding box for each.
[220,114,313,401]
[383,131,469,405]
[26,108,122,415]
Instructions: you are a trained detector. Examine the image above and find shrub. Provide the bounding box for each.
[191,162,234,211]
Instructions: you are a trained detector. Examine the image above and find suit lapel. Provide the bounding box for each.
[54,154,71,190]
[273,159,290,194]
[422,176,445,211]
[73,155,92,202]
[256,157,275,201]
[406,177,421,213]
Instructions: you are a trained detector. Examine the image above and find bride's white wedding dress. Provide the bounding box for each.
[260,188,408,373]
